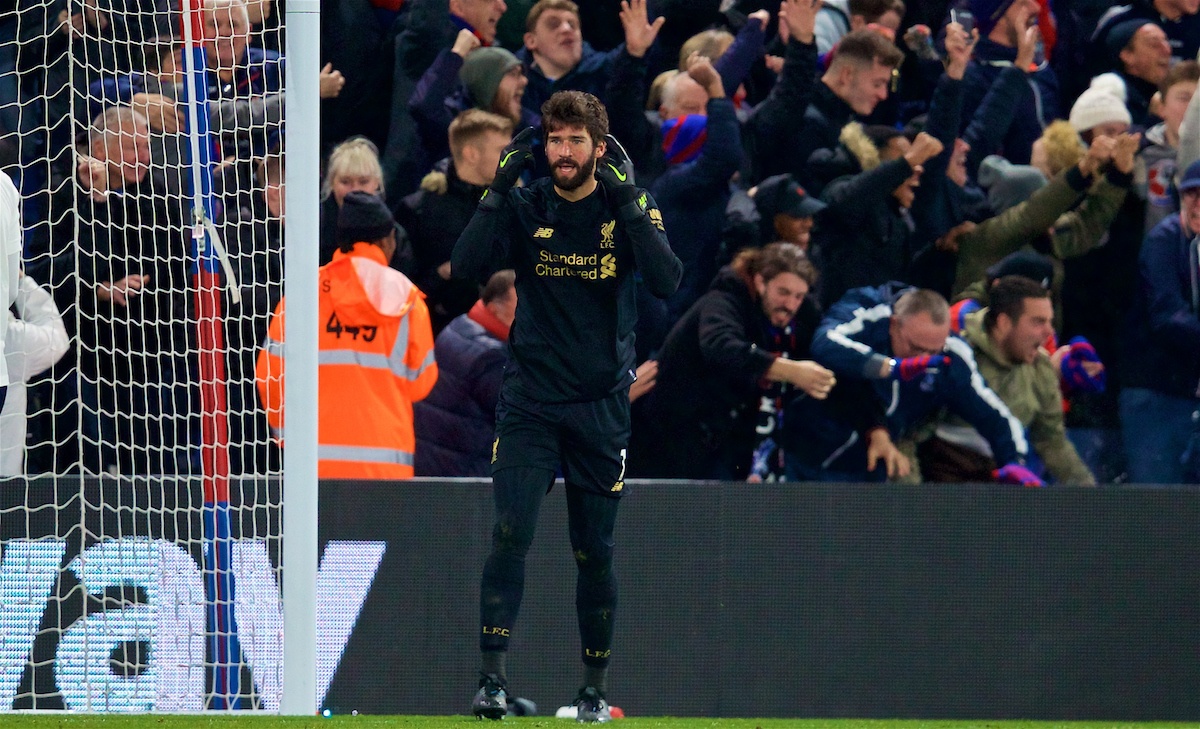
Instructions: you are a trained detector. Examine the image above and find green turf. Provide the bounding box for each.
[0,718,1194,729]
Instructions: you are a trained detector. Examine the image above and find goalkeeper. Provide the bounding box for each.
[452,90,681,722]
[782,283,1041,486]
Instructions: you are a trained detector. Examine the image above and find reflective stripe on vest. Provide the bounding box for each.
[388,312,437,380]
[318,348,434,381]
[265,336,434,382]
[318,444,414,466]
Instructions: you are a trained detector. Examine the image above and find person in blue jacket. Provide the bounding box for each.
[651,53,743,321]
[1120,158,1200,483]
[960,0,1059,165]
[516,0,662,115]
[784,282,1042,485]
[414,269,516,477]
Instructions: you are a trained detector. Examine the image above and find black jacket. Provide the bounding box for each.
[813,155,920,308]
[453,177,681,403]
[398,159,491,334]
[744,36,820,186]
[633,267,820,479]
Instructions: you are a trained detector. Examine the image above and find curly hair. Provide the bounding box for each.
[541,91,609,146]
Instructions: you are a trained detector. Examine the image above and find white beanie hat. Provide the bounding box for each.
[1069,80,1132,133]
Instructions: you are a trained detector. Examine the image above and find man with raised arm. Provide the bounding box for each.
[452,90,681,721]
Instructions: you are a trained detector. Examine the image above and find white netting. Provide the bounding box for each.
[0,0,288,711]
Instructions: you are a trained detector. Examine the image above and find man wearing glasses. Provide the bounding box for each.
[781,282,1042,485]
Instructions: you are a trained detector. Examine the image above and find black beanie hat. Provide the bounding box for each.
[986,249,1053,289]
[337,191,395,244]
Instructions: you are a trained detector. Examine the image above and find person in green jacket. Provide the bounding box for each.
[917,275,1096,485]
[949,131,1139,301]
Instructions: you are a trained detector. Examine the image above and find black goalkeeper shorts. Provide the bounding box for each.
[491,385,630,497]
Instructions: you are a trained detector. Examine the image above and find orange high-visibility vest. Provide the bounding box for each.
[257,242,438,479]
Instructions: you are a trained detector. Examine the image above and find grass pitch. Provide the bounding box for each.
[1,718,1195,729]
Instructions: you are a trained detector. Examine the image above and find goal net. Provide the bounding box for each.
[0,0,296,711]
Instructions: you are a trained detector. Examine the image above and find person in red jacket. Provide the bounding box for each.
[256,191,437,479]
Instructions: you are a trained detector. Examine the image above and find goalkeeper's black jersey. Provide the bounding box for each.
[453,177,681,404]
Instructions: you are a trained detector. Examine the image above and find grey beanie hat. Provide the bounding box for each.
[978,155,1049,214]
[460,47,522,110]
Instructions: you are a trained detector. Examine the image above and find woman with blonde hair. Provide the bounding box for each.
[319,136,413,274]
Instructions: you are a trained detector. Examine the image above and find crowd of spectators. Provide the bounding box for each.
[5,0,1200,484]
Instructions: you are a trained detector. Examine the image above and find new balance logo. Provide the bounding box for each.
[533,227,554,239]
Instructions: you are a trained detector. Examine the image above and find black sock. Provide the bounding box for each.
[481,651,507,682]
[583,665,608,694]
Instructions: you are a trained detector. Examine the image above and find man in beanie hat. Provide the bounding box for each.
[257,190,438,480]
[1089,19,1172,125]
[969,0,1019,38]
[409,31,539,165]
[961,0,1059,164]
[389,0,509,195]
[985,248,1055,288]
[461,47,527,120]
[1091,0,1200,73]
[1120,157,1200,483]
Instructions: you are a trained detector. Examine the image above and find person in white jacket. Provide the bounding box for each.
[1,273,68,475]
[0,169,20,413]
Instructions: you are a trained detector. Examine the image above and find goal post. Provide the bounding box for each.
[0,0,321,713]
[280,0,320,717]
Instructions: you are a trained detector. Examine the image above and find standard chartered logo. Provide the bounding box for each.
[600,254,616,279]
[536,249,616,280]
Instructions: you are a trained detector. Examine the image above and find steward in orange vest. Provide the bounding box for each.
[257,191,438,478]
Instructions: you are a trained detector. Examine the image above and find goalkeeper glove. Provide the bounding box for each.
[480,127,535,209]
[595,133,642,213]
[993,463,1044,487]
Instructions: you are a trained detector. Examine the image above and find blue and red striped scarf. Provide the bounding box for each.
[661,114,707,165]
